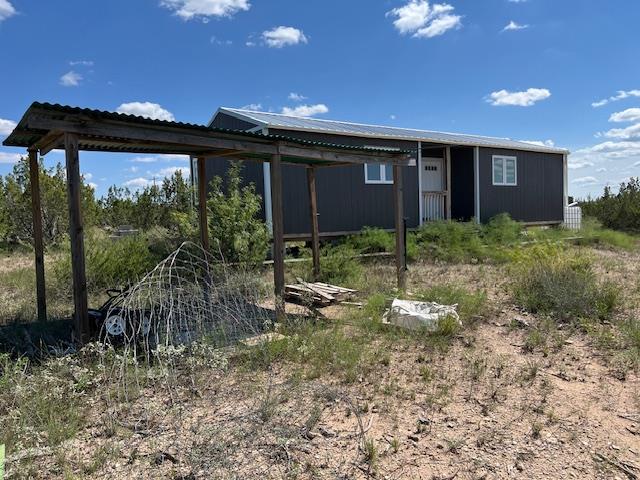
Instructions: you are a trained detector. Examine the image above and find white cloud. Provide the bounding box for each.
[130,154,189,163]
[603,123,640,140]
[281,104,329,117]
[573,141,640,160]
[571,176,598,185]
[0,151,21,164]
[609,108,640,123]
[487,88,551,107]
[0,0,16,22]
[60,71,82,87]
[390,114,397,120]
[520,139,555,147]
[262,26,308,48]
[568,161,594,170]
[83,172,93,181]
[124,177,152,188]
[87,182,98,190]
[157,166,191,177]
[69,60,94,66]
[592,89,640,108]
[160,0,250,20]
[502,20,528,32]
[117,102,175,121]
[241,103,263,111]
[288,92,307,102]
[0,118,17,136]
[387,0,462,38]
[596,167,607,172]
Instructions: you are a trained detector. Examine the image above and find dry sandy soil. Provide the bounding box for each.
[5,248,640,479]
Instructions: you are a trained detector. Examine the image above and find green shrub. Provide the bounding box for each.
[207,162,269,266]
[415,221,486,263]
[483,213,522,245]
[576,218,637,250]
[53,229,158,295]
[346,227,394,254]
[511,250,618,323]
[317,244,363,286]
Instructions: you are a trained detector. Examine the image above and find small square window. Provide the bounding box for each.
[366,163,381,181]
[364,163,394,184]
[492,155,517,186]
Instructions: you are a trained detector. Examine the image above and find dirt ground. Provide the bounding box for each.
[5,248,640,479]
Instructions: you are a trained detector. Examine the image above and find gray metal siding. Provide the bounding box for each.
[450,147,475,221]
[478,148,564,223]
[270,128,419,235]
[210,112,259,131]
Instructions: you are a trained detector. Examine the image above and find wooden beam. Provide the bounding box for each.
[278,143,413,166]
[270,146,286,321]
[26,114,278,156]
[445,146,452,220]
[393,164,407,291]
[26,114,412,166]
[197,157,209,251]
[64,133,90,343]
[35,131,64,156]
[28,148,47,322]
[306,167,321,280]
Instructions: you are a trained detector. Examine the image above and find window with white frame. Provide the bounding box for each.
[492,155,517,186]
[364,163,394,184]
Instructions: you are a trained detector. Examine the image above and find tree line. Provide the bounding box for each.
[580,177,640,232]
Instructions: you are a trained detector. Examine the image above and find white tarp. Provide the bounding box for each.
[383,299,460,331]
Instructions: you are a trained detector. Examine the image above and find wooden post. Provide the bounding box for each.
[445,146,452,220]
[64,133,90,343]
[270,148,286,320]
[197,157,210,251]
[28,148,47,322]
[306,166,321,281]
[393,163,407,291]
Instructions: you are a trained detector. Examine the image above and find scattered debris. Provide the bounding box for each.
[284,279,357,306]
[382,299,460,331]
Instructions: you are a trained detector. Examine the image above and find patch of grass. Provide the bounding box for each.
[238,322,378,384]
[511,248,618,323]
[0,353,98,454]
[415,284,488,325]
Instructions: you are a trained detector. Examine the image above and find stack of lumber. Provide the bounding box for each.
[285,279,357,306]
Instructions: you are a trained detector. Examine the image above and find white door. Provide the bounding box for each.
[421,157,444,192]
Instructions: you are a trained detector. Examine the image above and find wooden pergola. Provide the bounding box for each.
[3,102,413,343]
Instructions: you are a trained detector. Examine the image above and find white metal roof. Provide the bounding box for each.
[215,107,568,154]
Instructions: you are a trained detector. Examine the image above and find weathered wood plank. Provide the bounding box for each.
[28,148,47,322]
[197,157,210,252]
[270,146,286,321]
[393,163,407,290]
[306,167,321,280]
[64,133,90,342]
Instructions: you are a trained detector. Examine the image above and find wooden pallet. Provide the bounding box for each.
[284,279,357,306]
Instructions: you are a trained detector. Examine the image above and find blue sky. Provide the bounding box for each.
[1,0,639,198]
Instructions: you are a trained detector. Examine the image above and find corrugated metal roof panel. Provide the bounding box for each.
[219,107,568,154]
[2,103,411,157]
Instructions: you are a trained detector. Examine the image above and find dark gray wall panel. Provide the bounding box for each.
[478,148,564,223]
[210,112,259,131]
[450,147,475,221]
[271,128,420,235]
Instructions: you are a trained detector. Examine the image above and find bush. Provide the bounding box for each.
[581,178,640,232]
[511,249,618,323]
[414,221,486,263]
[346,227,394,254]
[483,213,522,245]
[207,162,269,266]
[53,229,158,295]
[317,244,363,286]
